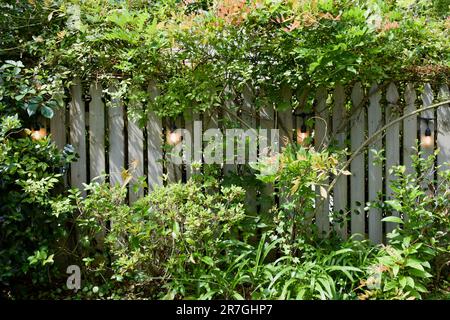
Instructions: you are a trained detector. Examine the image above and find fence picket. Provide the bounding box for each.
[403,84,417,175]
[223,86,237,176]
[385,83,400,233]
[259,103,275,221]
[50,107,66,150]
[368,83,383,244]
[167,116,183,183]
[278,85,293,146]
[108,87,125,187]
[242,83,258,215]
[420,84,435,182]
[127,112,144,203]
[69,78,87,195]
[147,82,163,190]
[332,85,347,239]
[437,84,450,175]
[89,82,105,182]
[314,87,330,236]
[350,83,365,238]
[185,110,200,180]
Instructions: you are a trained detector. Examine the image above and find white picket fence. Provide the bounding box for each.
[49,80,450,243]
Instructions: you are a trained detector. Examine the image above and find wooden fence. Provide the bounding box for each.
[49,80,450,244]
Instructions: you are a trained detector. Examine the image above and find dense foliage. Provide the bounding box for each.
[0,115,75,296]
[1,0,449,119]
[0,0,449,300]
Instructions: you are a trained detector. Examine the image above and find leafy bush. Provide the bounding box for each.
[0,115,74,298]
[71,180,246,299]
[359,150,450,299]
[51,144,449,300]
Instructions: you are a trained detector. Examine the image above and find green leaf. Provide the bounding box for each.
[384,280,397,291]
[385,200,402,211]
[399,276,407,288]
[15,93,26,101]
[26,103,39,116]
[43,254,54,266]
[392,264,400,277]
[40,105,54,118]
[200,256,214,267]
[405,259,424,271]
[232,292,245,300]
[381,216,404,224]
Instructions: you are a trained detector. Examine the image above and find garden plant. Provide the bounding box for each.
[0,0,449,300]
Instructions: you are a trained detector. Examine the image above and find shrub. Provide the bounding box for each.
[72,180,246,299]
[0,115,74,298]
[359,150,450,299]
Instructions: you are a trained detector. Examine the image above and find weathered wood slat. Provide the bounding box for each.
[259,103,275,220]
[277,85,293,215]
[108,88,125,187]
[69,78,87,195]
[437,84,450,176]
[223,85,237,175]
[420,84,435,182]
[128,113,145,203]
[403,83,417,175]
[332,85,348,239]
[202,109,220,173]
[368,83,383,244]
[50,107,66,150]
[278,85,293,147]
[385,83,400,234]
[147,82,163,190]
[350,83,365,238]
[314,87,330,236]
[88,82,106,182]
[242,83,258,215]
[184,109,199,180]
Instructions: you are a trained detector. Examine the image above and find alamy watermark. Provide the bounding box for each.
[66,264,81,292]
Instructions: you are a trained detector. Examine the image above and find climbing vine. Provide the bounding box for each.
[0,0,449,121]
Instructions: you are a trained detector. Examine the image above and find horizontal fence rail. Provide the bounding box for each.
[49,80,450,244]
